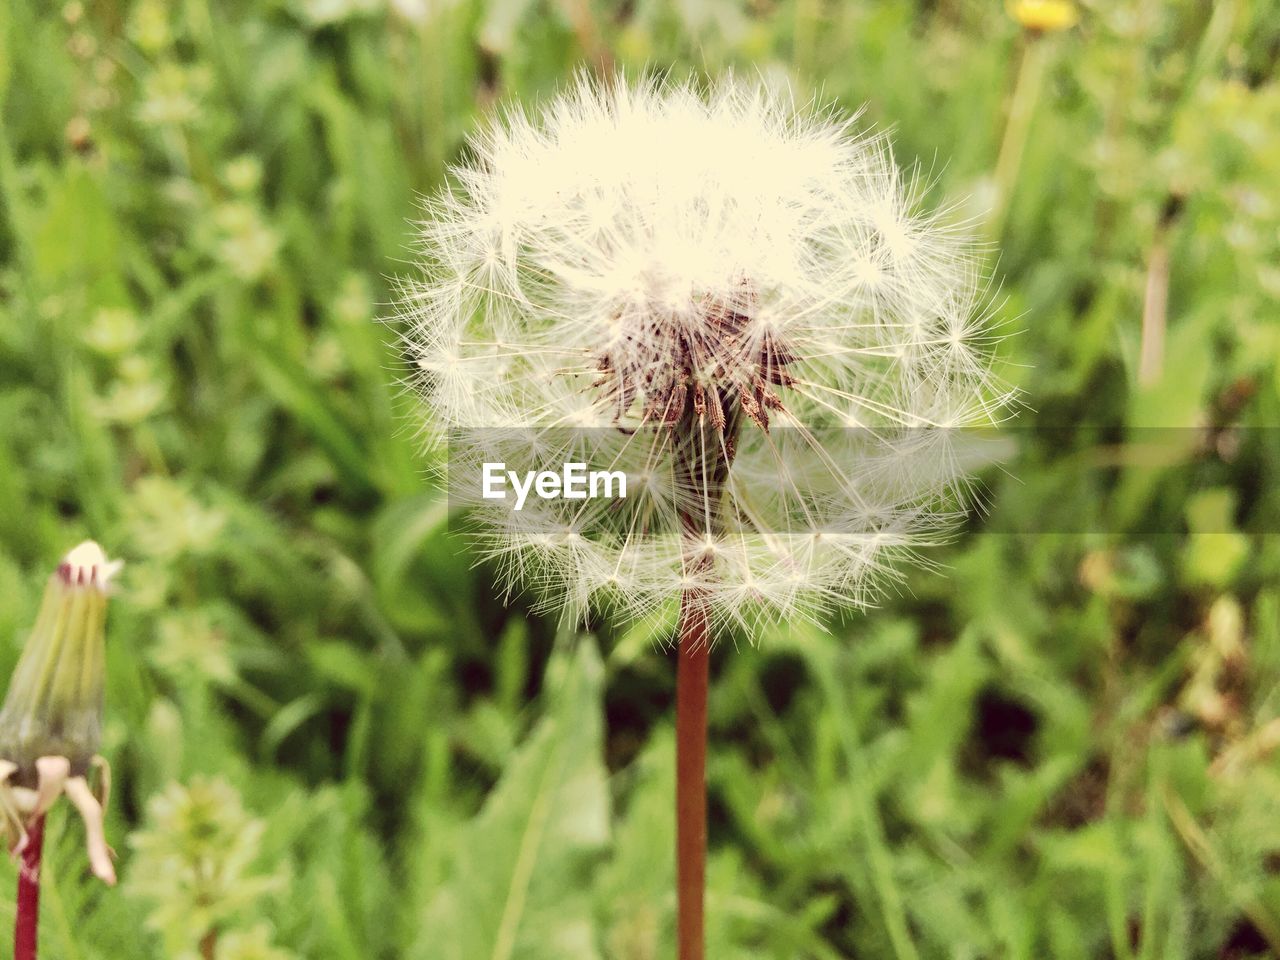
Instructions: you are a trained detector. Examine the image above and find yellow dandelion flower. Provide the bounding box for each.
[1010,0,1079,33]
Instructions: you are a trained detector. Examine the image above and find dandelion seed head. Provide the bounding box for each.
[399,74,1012,637]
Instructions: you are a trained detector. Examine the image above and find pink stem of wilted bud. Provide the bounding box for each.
[14,814,44,960]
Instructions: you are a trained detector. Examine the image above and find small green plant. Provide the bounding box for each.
[127,776,287,960]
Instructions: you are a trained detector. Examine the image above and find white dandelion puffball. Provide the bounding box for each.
[400,75,1010,636]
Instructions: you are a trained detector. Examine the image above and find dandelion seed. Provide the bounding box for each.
[399,74,1011,634]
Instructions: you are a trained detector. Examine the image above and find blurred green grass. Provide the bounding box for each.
[2,0,1280,957]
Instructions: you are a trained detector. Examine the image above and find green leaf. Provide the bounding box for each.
[250,346,376,495]
[415,638,610,960]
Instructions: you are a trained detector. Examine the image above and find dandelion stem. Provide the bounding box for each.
[14,814,44,960]
[988,32,1051,239]
[672,397,735,960]
[676,591,710,960]
[1138,195,1183,386]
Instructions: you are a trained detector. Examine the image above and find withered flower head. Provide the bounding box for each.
[0,541,120,884]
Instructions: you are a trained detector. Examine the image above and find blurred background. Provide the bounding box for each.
[2,0,1280,957]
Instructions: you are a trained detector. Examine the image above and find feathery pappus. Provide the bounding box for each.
[398,74,1012,638]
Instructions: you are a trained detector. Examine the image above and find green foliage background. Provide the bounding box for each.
[2,0,1280,957]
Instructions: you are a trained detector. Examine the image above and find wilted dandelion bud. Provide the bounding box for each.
[0,541,121,884]
[401,76,1009,635]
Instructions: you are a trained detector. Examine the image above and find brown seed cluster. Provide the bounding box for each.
[592,299,797,444]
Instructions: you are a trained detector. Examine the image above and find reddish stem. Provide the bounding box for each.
[15,815,45,960]
[676,593,710,960]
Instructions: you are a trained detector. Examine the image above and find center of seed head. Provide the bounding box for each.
[592,293,797,437]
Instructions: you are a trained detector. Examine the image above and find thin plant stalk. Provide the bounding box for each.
[676,593,710,960]
[560,0,613,75]
[1138,227,1171,386]
[673,401,737,960]
[1139,195,1184,386]
[988,32,1051,239]
[14,814,44,960]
